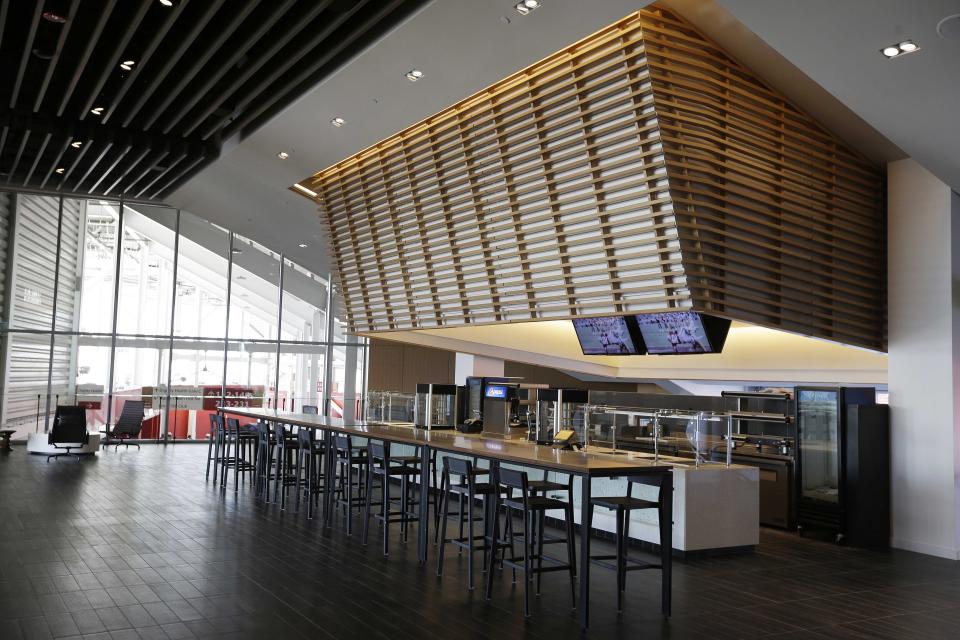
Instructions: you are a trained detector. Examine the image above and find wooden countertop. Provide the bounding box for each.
[221,407,673,477]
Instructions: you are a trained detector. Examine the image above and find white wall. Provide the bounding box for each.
[888,158,960,559]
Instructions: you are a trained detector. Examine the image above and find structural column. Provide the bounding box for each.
[887,158,960,559]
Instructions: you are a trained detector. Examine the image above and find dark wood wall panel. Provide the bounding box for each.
[367,338,455,393]
[299,4,886,350]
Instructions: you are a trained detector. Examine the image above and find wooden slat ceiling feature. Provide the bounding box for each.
[299,3,885,351]
[641,6,884,350]
[0,0,426,200]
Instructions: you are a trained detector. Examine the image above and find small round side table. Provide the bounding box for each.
[0,429,15,452]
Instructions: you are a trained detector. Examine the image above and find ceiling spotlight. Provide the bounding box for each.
[42,10,68,24]
[120,60,136,71]
[71,141,82,148]
[330,117,345,127]
[881,39,920,58]
[158,0,173,6]
[277,151,290,160]
[231,248,242,254]
[405,69,424,82]
[55,168,65,174]
[515,0,540,15]
[90,106,104,115]
[298,243,308,248]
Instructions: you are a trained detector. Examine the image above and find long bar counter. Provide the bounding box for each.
[218,407,683,628]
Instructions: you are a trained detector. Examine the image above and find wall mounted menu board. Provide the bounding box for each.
[634,312,730,355]
[572,316,644,355]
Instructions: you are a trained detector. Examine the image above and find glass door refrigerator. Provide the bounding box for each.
[795,386,889,546]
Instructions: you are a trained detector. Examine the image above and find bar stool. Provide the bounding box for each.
[254,421,277,501]
[527,471,576,575]
[272,422,300,509]
[294,427,325,518]
[436,456,498,590]
[205,413,225,481]
[587,472,673,616]
[333,434,368,534]
[486,467,577,617]
[361,440,421,556]
[220,417,257,491]
[433,454,489,543]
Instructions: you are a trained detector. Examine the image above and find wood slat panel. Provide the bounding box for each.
[640,5,885,350]
[302,4,885,350]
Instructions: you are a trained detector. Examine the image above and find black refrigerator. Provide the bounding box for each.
[795,387,890,547]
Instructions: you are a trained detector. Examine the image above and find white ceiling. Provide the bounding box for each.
[166,0,959,280]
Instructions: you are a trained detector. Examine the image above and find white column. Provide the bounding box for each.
[887,158,960,559]
[454,353,505,385]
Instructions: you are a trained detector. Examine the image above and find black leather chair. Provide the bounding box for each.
[101,400,145,450]
[47,406,89,462]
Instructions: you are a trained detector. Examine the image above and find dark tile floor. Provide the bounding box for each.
[1,445,959,639]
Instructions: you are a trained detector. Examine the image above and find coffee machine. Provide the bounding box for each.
[481,382,528,439]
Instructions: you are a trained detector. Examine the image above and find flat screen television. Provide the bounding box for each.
[571,316,644,355]
[634,311,731,355]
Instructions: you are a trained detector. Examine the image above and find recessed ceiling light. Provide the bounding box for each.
[71,141,82,148]
[120,60,135,71]
[90,107,104,115]
[42,11,68,24]
[159,0,173,6]
[231,248,242,254]
[405,69,424,82]
[881,39,920,58]
[298,243,308,248]
[277,151,289,159]
[330,117,345,127]
[55,168,65,174]
[515,0,540,15]
[292,183,318,198]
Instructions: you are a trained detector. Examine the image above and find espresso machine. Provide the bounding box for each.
[481,382,528,439]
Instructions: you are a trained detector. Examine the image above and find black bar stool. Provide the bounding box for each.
[433,454,489,543]
[294,427,325,519]
[205,413,224,481]
[436,456,498,590]
[587,472,673,616]
[220,417,256,491]
[254,421,277,501]
[361,440,421,556]
[486,467,577,617]
[333,434,368,534]
[272,422,299,509]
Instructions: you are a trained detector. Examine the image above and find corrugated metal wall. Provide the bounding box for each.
[1,195,82,430]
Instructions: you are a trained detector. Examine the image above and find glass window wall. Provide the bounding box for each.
[0,191,365,441]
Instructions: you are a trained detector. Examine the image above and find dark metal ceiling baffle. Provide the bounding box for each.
[0,0,427,201]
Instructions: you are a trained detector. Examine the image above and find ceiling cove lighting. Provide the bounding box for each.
[90,106,104,115]
[70,141,82,148]
[55,168,65,174]
[405,69,424,82]
[277,151,289,159]
[881,39,920,58]
[293,183,318,198]
[120,60,135,71]
[515,0,541,15]
[330,117,345,127]
[159,0,174,6]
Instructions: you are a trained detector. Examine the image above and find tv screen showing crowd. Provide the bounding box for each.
[572,311,730,356]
